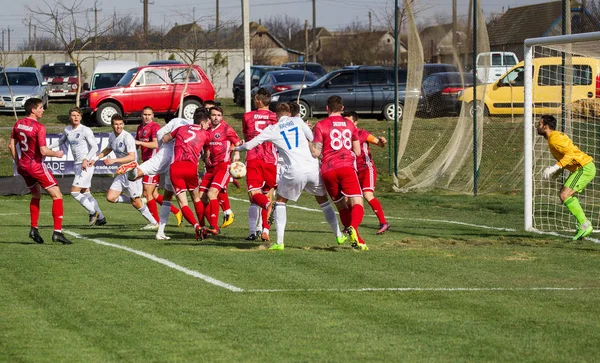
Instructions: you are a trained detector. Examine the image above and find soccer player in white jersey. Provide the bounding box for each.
[116,113,195,240]
[49,107,106,226]
[235,102,346,250]
[87,114,157,229]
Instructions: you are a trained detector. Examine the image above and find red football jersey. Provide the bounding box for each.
[136,121,161,162]
[312,115,359,174]
[11,117,46,166]
[171,124,210,164]
[242,109,278,164]
[206,122,240,166]
[356,128,374,171]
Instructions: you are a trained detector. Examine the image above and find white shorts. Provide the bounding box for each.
[110,174,143,198]
[277,172,326,202]
[138,147,174,192]
[72,163,94,189]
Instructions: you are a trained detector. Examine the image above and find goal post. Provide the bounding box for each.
[524,31,600,232]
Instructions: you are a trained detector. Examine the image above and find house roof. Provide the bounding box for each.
[488,0,583,46]
[419,23,456,39]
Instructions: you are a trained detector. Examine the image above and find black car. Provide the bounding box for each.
[421,72,474,116]
[270,66,423,120]
[280,62,326,77]
[252,70,318,98]
[232,65,289,106]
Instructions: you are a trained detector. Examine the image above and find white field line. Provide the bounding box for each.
[529,228,600,244]
[63,230,244,292]
[62,230,599,294]
[229,196,516,232]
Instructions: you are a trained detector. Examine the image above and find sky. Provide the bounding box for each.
[0,0,556,49]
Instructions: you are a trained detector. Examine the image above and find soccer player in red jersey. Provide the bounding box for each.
[242,88,278,241]
[161,113,211,240]
[310,95,367,250]
[8,98,72,244]
[343,111,390,234]
[135,106,183,226]
[198,106,241,235]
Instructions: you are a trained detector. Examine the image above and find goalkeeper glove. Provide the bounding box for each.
[542,164,561,179]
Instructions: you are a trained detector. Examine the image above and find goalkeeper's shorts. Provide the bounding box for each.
[564,162,596,193]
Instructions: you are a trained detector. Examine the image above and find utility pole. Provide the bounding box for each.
[369,11,372,32]
[216,0,220,47]
[141,0,154,43]
[7,26,10,52]
[90,1,102,48]
[1,29,4,51]
[312,0,316,62]
[34,25,37,52]
[304,19,309,61]
[452,0,457,57]
[28,17,32,49]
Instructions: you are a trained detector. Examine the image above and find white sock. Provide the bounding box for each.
[137,204,157,224]
[320,200,342,237]
[158,201,172,234]
[248,203,259,234]
[116,195,131,204]
[224,209,232,216]
[275,202,286,245]
[71,192,96,215]
[84,192,104,219]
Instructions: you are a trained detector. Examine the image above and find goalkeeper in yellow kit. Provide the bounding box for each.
[537,114,596,240]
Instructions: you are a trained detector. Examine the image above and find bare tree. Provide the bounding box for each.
[26,0,113,106]
[0,51,20,121]
[262,15,303,46]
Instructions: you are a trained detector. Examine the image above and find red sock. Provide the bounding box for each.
[339,208,352,228]
[351,204,364,230]
[368,198,387,224]
[251,193,269,209]
[209,199,220,228]
[52,199,64,231]
[155,194,163,204]
[147,199,159,222]
[30,197,40,228]
[181,205,198,226]
[219,192,231,211]
[193,201,204,225]
[202,201,211,227]
[261,207,269,230]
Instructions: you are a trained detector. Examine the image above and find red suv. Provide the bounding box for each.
[80,64,215,126]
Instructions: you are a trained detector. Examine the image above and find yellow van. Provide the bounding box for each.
[459,56,600,116]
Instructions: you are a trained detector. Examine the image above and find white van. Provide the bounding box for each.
[476,52,518,84]
[89,60,139,90]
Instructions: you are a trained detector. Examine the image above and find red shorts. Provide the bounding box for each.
[246,159,277,192]
[169,161,199,196]
[321,167,363,202]
[200,162,230,192]
[357,165,377,192]
[17,162,58,190]
[143,174,160,185]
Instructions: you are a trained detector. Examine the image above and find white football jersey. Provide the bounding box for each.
[157,117,192,150]
[108,131,137,161]
[50,124,97,164]
[239,116,317,178]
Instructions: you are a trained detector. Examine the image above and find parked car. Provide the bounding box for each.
[476,51,518,84]
[86,60,139,91]
[459,56,600,116]
[148,60,185,65]
[0,67,48,112]
[40,62,79,98]
[232,65,289,106]
[421,72,474,116]
[280,62,326,77]
[80,64,215,126]
[270,66,424,120]
[251,69,318,100]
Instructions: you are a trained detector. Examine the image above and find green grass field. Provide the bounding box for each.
[2,100,600,361]
[1,189,600,361]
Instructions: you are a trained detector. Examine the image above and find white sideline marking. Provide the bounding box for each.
[244,287,596,293]
[63,230,244,292]
[529,229,600,244]
[229,197,516,232]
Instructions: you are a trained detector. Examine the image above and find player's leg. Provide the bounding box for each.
[127,178,157,228]
[339,168,366,250]
[153,174,182,224]
[562,163,596,239]
[143,179,160,222]
[46,184,72,244]
[218,189,234,228]
[360,166,389,234]
[270,195,288,250]
[206,186,221,234]
[315,194,346,244]
[71,164,98,224]
[156,189,175,239]
[27,182,44,244]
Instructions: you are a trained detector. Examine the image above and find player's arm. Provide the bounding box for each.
[47,132,67,149]
[235,127,270,151]
[135,139,158,149]
[309,142,322,158]
[352,139,361,156]
[301,122,314,141]
[105,151,135,166]
[38,127,64,158]
[367,134,387,147]
[82,128,98,169]
[8,136,18,164]
[161,133,174,144]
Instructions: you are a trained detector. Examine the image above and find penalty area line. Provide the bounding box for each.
[229,196,516,232]
[63,230,244,292]
[244,287,598,293]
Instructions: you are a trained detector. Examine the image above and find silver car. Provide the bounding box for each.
[0,67,49,112]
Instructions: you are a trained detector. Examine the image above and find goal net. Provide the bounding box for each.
[524,32,600,233]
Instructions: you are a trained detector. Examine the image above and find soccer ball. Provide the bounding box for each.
[229,161,247,179]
